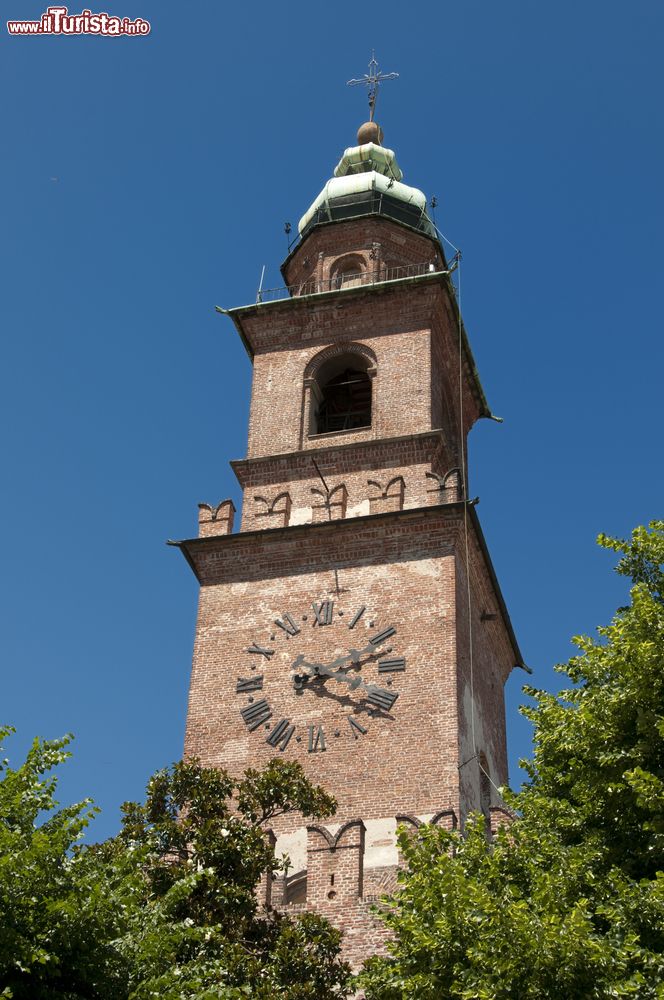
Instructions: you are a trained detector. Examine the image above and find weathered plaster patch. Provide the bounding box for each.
[276,828,306,873]
[290,506,313,526]
[364,817,398,868]
[346,499,370,518]
[408,558,442,580]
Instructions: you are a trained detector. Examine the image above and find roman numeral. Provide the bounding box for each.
[308,725,326,753]
[348,716,367,739]
[367,688,398,712]
[246,643,274,659]
[236,675,264,693]
[348,605,365,630]
[378,657,406,673]
[312,600,334,626]
[266,719,295,751]
[240,698,272,731]
[274,612,300,637]
[369,626,396,646]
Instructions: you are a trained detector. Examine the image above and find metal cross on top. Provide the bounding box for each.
[347,52,399,122]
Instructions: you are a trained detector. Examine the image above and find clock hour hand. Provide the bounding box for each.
[291,642,376,688]
[291,653,324,686]
[290,655,395,710]
[316,663,361,686]
[291,655,359,687]
[323,670,398,717]
[298,659,378,696]
[324,641,377,672]
[316,668,392,710]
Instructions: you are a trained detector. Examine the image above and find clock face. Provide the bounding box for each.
[236,600,405,754]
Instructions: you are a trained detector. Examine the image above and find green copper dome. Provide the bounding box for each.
[298,129,435,239]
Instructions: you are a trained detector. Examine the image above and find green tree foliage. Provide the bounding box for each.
[359,521,664,999]
[0,737,351,1000]
[112,758,348,999]
[0,729,133,999]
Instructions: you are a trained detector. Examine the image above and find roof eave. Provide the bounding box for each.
[168,499,526,671]
[215,270,491,419]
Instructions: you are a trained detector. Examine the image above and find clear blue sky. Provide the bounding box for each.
[2,1,662,841]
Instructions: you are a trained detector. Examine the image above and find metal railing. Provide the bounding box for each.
[256,260,446,303]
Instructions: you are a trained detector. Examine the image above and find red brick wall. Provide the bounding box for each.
[184,505,513,820]
[243,291,436,459]
[282,216,444,289]
[455,517,514,826]
[231,279,483,532]
[184,507,468,824]
[181,504,516,966]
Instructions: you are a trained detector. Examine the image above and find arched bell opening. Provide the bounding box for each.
[310,353,374,435]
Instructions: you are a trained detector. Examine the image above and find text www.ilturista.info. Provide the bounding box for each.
[7,6,150,35]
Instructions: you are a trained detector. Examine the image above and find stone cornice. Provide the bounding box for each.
[216,271,491,420]
[230,430,447,489]
[168,501,524,671]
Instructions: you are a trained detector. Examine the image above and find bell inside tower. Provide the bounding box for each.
[315,359,372,434]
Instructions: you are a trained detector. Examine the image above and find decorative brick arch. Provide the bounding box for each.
[253,491,292,527]
[368,475,405,514]
[395,810,458,866]
[431,809,458,831]
[311,482,348,522]
[303,341,377,382]
[329,253,368,289]
[396,809,458,832]
[306,819,366,851]
[395,813,422,832]
[305,820,366,906]
[197,499,235,538]
[426,467,463,503]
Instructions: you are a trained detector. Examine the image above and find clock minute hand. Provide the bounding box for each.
[290,654,325,682]
[290,647,383,694]
[312,662,380,696]
[290,658,351,692]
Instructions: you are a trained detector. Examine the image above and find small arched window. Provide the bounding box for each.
[314,355,372,434]
[331,256,365,290]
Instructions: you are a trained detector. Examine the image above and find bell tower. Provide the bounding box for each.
[172,108,524,966]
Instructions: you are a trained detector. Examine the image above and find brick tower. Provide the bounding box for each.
[172,115,524,966]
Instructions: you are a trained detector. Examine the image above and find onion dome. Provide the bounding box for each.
[298,124,435,239]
